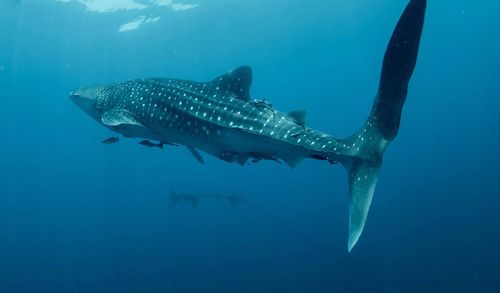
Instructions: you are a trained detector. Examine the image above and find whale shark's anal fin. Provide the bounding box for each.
[342,0,426,252]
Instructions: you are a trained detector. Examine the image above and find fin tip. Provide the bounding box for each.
[347,225,362,253]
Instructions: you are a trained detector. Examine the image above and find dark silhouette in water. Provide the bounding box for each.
[169,191,244,209]
[169,191,201,208]
[169,190,327,252]
[102,137,119,144]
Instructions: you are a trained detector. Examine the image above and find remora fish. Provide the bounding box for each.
[69,0,426,251]
[139,139,164,149]
[102,136,119,144]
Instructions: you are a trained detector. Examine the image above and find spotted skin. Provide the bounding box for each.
[75,68,357,166]
[70,0,426,252]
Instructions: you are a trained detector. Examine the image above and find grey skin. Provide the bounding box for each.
[70,0,426,251]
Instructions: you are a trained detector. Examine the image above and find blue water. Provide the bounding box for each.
[1,1,499,292]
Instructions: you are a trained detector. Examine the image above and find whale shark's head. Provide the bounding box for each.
[70,84,121,121]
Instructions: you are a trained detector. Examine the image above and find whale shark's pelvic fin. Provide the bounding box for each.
[186,146,205,164]
[344,0,426,252]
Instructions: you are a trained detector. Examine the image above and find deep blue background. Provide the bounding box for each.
[1,0,499,292]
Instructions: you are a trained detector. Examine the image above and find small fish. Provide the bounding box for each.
[139,140,164,149]
[167,190,327,251]
[102,137,119,144]
[169,191,198,208]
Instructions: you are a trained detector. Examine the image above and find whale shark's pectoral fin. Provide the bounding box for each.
[101,108,142,127]
[186,146,204,164]
[211,66,252,101]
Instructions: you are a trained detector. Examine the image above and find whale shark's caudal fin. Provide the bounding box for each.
[342,0,426,252]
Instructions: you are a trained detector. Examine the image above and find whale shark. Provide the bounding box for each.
[70,0,426,251]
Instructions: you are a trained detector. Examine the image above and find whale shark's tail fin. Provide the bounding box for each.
[342,0,426,252]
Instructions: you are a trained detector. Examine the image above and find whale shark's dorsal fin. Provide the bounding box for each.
[102,108,142,127]
[287,110,307,126]
[211,66,252,101]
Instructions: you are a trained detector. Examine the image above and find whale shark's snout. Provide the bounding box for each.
[69,86,98,103]
[70,89,96,110]
[69,85,108,120]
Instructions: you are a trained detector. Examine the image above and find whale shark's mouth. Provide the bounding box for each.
[69,89,99,116]
[69,91,79,97]
[69,91,92,103]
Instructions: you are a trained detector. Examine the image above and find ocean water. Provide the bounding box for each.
[0,0,499,292]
